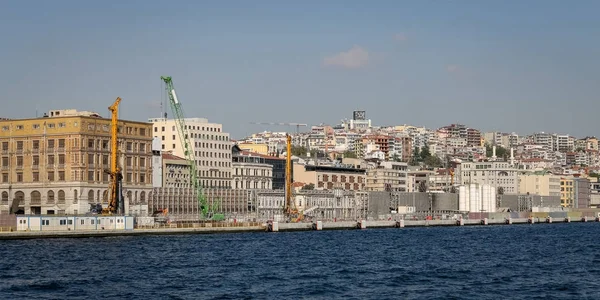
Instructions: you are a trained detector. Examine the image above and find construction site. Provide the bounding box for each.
[2,75,600,233]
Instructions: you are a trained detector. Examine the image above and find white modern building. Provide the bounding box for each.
[149,117,232,189]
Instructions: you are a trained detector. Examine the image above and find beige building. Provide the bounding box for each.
[365,161,408,192]
[1,110,153,215]
[232,151,273,189]
[457,161,519,194]
[149,117,232,189]
[161,153,191,188]
[560,177,575,207]
[293,164,366,191]
[518,173,561,197]
[237,143,269,155]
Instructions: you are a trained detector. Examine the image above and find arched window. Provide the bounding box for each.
[1,191,8,204]
[140,191,146,203]
[31,191,41,204]
[74,189,78,203]
[58,190,65,203]
[88,190,95,201]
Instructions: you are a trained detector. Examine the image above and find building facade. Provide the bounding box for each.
[457,161,519,194]
[232,151,274,190]
[161,153,192,188]
[149,117,232,189]
[1,111,153,215]
[293,164,366,191]
[365,161,408,192]
[518,173,561,197]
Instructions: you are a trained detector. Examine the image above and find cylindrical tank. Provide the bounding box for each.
[459,185,468,211]
[482,185,490,212]
[469,184,479,212]
[490,186,497,213]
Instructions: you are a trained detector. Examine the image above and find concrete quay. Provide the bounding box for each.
[1,216,597,240]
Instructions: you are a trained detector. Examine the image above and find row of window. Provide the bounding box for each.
[155,125,223,133]
[1,122,67,132]
[1,171,67,183]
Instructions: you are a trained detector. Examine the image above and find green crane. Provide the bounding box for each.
[161,76,209,219]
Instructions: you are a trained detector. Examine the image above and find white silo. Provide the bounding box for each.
[459,185,469,212]
[482,184,490,212]
[490,186,497,213]
[469,183,480,212]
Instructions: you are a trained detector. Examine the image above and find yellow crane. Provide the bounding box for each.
[102,97,123,215]
[284,134,302,222]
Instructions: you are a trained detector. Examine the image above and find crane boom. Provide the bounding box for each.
[160,76,208,218]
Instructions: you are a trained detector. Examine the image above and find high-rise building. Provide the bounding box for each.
[149,117,232,189]
[0,110,153,215]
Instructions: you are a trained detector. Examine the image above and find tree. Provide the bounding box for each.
[497,186,505,195]
[391,153,401,162]
[410,146,421,165]
[301,183,315,190]
[343,150,357,159]
[424,155,444,168]
[418,181,428,192]
[291,145,308,157]
[420,144,431,161]
[485,143,508,159]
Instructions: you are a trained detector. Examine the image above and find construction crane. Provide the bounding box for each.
[160,76,212,219]
[102,97,124,215]
[250,122,308,134]
[283,134,302,222]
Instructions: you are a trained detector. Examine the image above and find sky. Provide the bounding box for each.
[1,0,599,139]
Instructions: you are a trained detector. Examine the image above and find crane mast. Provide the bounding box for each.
[102,97,123,215]
[160,76,208,218]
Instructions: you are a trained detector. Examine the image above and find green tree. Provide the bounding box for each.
[343,150,357,158]
[418,181,428,192]
[391,153,401,162]
[301,183,315,190]
[497,186,505,195]
[420,144,431,161]
[424,155,444,168]
[410,146,421,165]
[485,143,508,159]
[291,145,307,156]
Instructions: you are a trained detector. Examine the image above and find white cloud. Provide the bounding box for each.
[393,33,407,41]
[323,45,370,69]
[446,65,460,73]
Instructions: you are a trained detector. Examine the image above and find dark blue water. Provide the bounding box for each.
[1,223,600,299]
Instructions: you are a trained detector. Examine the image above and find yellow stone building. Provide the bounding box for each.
[560,177,574,207]
[0,110,153,215]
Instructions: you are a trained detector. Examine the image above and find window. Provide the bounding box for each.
[58,171,65,181]
[58,154,65,165]
[16,172,23,182]
[48,155,55,165]
[48,171,55,181]
[16,141,23,151]
[1,173,7,183]
[16,125,23,130]
[172,135,176,140]
[140,128,146,136]
[102,140,109,150]
[126,142,132,151]
[2,157,8,166]
[1,142,7,151]
[58,122,66,128]
[58,139,65,148]
[140,157,146,167]
[102,155,108,165]
[88,139,95,148]
[33,172,39,182]
[1,126,8,131]
[33,140,39,150]
[88,171,94,181]
[48,139,55,149]
[126,157,132,167]
[139,143,146,152]
[87,154,94,165]
[126,173,132,182]
[16,156,23,167]
[172,144,176,149]
[140,174,145,183]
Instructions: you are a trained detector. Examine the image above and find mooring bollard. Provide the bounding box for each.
[481,218,488,225]
[457,219,464,226]
[506,218,512,225]
[546,217,552,224]
[395,220,405,228]
[565,217,571,223]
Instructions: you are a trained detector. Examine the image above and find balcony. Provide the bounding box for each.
[1,150,7,155]
[16,165,23,170]
[1,166,8,171]
[15,149,23,154]
[57,147,65,152]
[32,165,39,170]
[47,164,55,169]
[58,164,65,169]
[32,148,40,154]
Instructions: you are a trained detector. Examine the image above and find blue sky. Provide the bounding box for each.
[1,0,599,138]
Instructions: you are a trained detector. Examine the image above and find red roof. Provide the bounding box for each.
[162,153,186,161]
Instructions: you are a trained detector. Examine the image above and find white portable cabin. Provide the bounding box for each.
[17,216,134,231]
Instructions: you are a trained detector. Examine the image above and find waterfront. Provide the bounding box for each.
[1,223,599,299]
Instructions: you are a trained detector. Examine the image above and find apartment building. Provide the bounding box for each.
[161,153,192,188]
[149,117,232,189]
[518,173,561,197]
[457,161,519,194]
[1,110,153,215]
[293,164,366,191]
[231,150,274,190]
[365,161,408,192]
[560,177,574,207]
